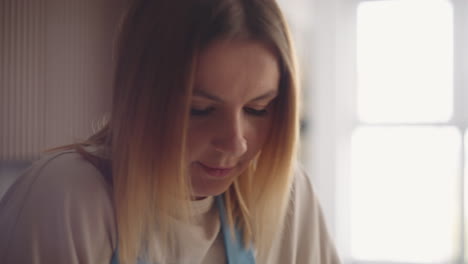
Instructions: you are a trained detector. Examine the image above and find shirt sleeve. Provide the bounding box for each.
[0,151,117,264]
[266,167,341,264]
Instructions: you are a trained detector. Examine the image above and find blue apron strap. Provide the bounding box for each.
[215,195,255,264]
[110,249,118,264]
[111,248,146,264]
[110,196,256,264]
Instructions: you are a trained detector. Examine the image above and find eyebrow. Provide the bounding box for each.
[192,89,278,103]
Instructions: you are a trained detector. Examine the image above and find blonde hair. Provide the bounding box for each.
[54,0,300,263]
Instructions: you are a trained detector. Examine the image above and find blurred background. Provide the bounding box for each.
[1,0,467,263]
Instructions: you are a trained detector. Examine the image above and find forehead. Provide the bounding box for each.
[194,40,280,100]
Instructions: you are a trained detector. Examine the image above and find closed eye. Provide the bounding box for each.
[190,107,214,116]
[190,106,269,117]
[244,107,268,116]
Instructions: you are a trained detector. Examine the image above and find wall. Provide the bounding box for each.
[0,0,126,161]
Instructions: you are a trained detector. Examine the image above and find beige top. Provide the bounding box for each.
[0,150,340,264]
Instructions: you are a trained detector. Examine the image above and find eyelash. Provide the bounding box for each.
[190,107,268,117]
[190,107,214,116]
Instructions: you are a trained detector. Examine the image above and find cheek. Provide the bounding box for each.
[186,123,210,162]
[246,119,271,152]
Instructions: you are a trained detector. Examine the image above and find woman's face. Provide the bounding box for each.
[187,40,280,198]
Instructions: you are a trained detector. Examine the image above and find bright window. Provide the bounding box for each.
[278,0,467,262]
[348,0,463,263]
[356,0,453,123]
[351,127,460,262]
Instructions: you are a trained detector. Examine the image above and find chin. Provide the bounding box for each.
[190,173,238,198]
[189,160,251,197]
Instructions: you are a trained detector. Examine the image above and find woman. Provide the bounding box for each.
[0,0,340,263]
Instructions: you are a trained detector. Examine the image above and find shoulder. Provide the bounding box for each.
[35,150,112,197]
[0,150,116,264]
[289,165,326,223]
[1,149,113,214]
[291,165,315,204]
[265,165,341,264]
[287,166,325,236]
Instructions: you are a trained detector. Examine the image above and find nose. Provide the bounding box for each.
[211,113,248,157]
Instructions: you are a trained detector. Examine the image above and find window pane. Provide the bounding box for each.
[357,0,453,123]
[350,126,460,262]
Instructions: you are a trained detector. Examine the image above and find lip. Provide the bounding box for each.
[198,162,234,178]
